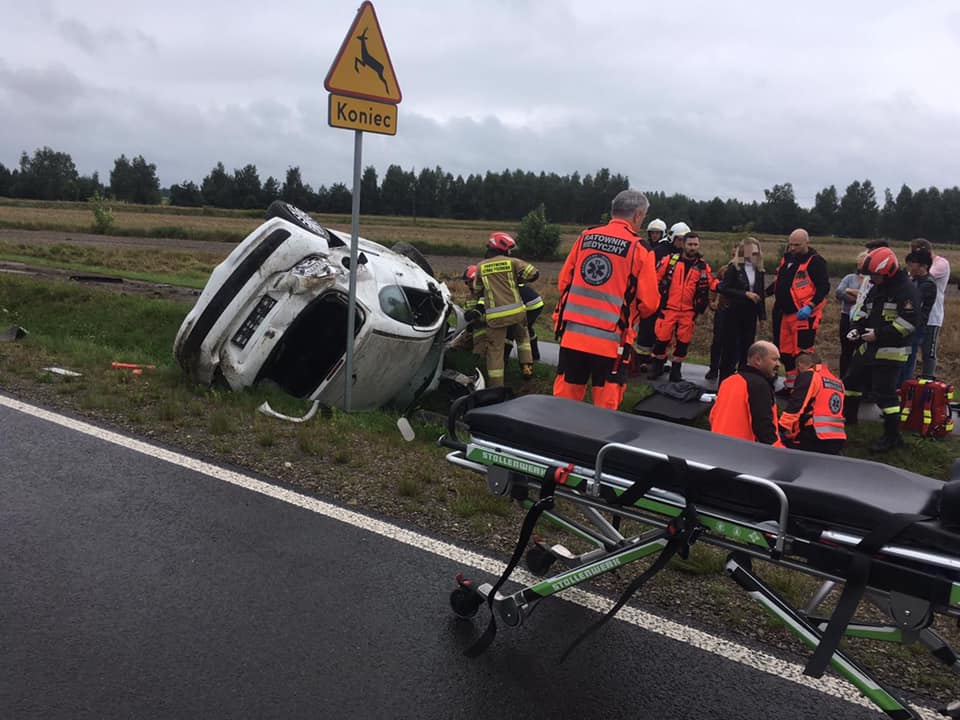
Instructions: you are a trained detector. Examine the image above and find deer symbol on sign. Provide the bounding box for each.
[354,27,389,94]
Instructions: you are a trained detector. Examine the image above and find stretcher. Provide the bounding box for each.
[440,392,960,719]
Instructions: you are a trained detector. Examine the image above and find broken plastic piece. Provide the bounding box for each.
[41,367,83,377]
[111,362,157,370]
[1,326,28,342]
[258,399,325,423]
[397,417,415,442]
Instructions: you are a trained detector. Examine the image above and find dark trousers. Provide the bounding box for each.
[838,313,855,379]
[719,307,757,381]
[844,355,902,414]
[708,307,726,371]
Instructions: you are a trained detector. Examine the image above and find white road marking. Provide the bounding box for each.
[0,394,943,719]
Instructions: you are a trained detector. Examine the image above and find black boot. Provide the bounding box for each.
[843,396,860,426]
[648,358,665,379]
[669,362,683,382]
[870,414,904,453]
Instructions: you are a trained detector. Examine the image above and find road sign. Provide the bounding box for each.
[328,93,397,136]
[324,1,401,104]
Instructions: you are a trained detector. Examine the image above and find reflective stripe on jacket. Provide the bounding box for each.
[656,253,717,313]
[779,364,846,441]
[475,256,538,328]
[556,218,659,357]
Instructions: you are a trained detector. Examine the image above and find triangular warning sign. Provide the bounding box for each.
[324,1,402,104]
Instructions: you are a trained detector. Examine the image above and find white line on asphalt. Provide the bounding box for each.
[0,394,942,719]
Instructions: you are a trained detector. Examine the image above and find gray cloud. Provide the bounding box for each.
[2,1,959,206]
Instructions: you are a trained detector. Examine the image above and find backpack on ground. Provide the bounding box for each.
[898,377,955,438]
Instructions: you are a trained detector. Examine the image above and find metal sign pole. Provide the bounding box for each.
[344,129,363,411]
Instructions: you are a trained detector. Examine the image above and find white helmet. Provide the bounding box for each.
[647,218,667,233]
[669,221,691,240]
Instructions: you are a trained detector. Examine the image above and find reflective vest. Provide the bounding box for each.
[709,373,785,446]
[775,253,825,314]
[557,218,656,357]
[475,256,538,329]
[657,253,715,314]
[779,364,846,441]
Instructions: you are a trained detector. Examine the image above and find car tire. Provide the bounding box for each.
[392,241,435,278]
[265,200,327,238]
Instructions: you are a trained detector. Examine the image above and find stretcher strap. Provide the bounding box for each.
[804,512,928,678]
[464,465,563,658]
[560,458,703,662]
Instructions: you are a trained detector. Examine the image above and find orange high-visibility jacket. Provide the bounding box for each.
[779,364,846,441]
[555,218,659,357]
[710,369,785,446]
[773,253,826,315]
[656,253,718,314]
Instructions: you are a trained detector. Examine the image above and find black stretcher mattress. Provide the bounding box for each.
[464,395,960,555]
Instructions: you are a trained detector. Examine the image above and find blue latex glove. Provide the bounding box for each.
[796,304,813,321]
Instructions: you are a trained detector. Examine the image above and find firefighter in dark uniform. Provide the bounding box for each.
[843,247,920,452]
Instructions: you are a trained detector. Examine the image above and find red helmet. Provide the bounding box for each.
[861,247,899,279]
[462,265,477,283]
[487,232,516,252]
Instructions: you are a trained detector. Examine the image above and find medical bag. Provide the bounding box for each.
[898,378,955,438]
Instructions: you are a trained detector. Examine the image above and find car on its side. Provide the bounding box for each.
[174,202,454,410]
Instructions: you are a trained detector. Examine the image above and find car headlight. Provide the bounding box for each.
[285,256,340,294]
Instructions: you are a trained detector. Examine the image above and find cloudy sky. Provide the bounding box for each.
[2,0,959,205]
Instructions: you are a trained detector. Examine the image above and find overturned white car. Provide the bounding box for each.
[174,202,455,410]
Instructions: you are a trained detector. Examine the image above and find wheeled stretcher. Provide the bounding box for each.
[440,393,960,719]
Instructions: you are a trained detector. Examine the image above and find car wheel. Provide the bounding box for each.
[265,200,327,238]
[392,241,435,278]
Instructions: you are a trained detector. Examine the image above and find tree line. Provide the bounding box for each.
[2,146,958,243]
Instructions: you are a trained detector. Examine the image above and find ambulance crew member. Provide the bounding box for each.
[710,340,784,446]
[843,247,920,453]
[648,232,717,383]
[634,218,669,368]
[472,232,539,387]
[778,352,846,454]
[767,228,829,394]
[553,189,659,409]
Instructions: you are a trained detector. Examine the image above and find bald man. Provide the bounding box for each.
[710,341,784,446]
[766,229,830,395]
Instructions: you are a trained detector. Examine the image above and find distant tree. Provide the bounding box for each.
[17,146,79,200]
[72,172,102,201]
[700,197,728,231]
[261,176,281,207]
[110,154,161,204]
[169,180,204,207]
[878,188,896,238]
[837,179,879,238]
[893,184,918,240]
[379,164,411,215]
[808,185,839,236]
[360,166,380,214]
[233,164,262,208]
[516,203,561,260]
[202,162,236,208]
[328,182,352,214]
[757,183,801,234]
[0,162,12,197]
[281,166,311,208]
[915,186,947,242]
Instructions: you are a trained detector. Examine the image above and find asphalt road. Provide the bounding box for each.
[0,397,914,720]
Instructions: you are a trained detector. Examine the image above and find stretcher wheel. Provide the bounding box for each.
[449,585,482,619]
[525,545,556,576]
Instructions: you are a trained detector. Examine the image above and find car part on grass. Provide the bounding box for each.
[41,367,82,377]
[1,326,28,342]
[174,203,454,411]
[257,399,332,423]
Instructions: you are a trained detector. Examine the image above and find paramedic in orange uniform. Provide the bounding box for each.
[553,189,660,409]
[778,352,846,454]
[710,340,785,446]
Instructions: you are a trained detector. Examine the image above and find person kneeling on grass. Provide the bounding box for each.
[778,352,846,455]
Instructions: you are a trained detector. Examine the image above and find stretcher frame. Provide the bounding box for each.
[441,404,960,720]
